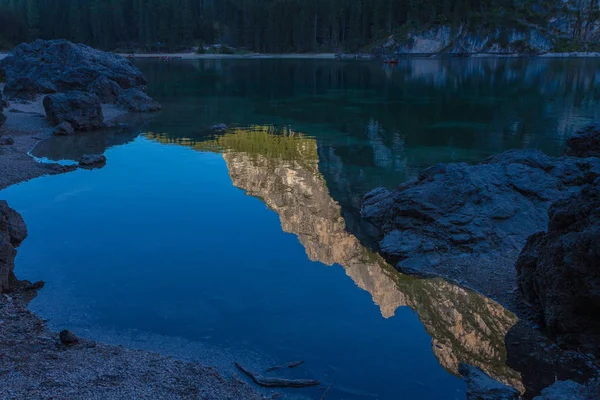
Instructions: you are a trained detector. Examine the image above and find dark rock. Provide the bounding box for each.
[0,91,5,128]
[0,201,27,293]
[59,330,79,345]
[565,123,600,158]
[516,184,600,355]
[0,136,15,146]
[0,39,147,101]
[79,154,106,169]
[52,121,75,136]
[88,75,123,104]
[116,88,161,112]
[43,91,104,131]
[533,378,600,400]
[3,76,57,100]
[211,123,228,131]
[361,150,600,285]
[458,363,520,400]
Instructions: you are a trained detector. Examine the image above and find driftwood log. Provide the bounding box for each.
[265,360,304,372]
[234,362,321,388]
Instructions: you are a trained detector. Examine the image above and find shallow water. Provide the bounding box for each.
[3,58,600,399]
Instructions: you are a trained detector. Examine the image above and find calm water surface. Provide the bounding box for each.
[3,58,600,399]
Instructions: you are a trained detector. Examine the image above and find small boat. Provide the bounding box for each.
[382,58,398,65]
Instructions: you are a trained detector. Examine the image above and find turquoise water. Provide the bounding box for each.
[4,58,600,399]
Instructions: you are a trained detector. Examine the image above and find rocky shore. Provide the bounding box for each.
[0,40,266,400]
[362,125,600,398]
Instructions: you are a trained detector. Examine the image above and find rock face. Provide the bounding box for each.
[361,150,600,286]
[533,378,600,400]
[0,39,147,100]
[459,363,520,400]
[88,75,124,104]
[0,201,27,293]
[43,91,104,130]
[386,26,553,55]
[116,88,161,113]
[516,183,600,355]
[565,124,600,158]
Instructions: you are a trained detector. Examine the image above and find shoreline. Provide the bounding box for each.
[4,51,600,62]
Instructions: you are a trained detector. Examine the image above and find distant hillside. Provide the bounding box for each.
[0,0,598,54]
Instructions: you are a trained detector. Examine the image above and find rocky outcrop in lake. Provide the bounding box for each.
[361,147,600,298]
[0,40,160,132]
[0,40,146,99]
[517,183,600,356]
[0,201,27,293]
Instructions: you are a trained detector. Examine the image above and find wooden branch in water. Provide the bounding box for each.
[265,360,305,372]
[320,383,332,400]
[234,362,321,388]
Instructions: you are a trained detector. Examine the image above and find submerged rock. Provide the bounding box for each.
[565,124,600,158]
[0,201,27,293]
[459,363,520,400]
[116,88,161,113]
[0,39,147,101]
[59,330,79,345]
[516,183,600,355]
[43,91,104,131]
[361,149,600,283]
[79,154,107,169]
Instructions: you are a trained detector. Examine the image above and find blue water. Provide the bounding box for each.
[5,58,600,399]
[3,138,465,399]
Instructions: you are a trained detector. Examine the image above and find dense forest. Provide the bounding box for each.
[0,0,598,52]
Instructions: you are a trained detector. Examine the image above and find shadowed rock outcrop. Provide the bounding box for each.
[0,40,146,100]
[150,127,525,393]
[361,149,600,300]
[0,40,160,117]
[43,91,104,131]
[517,183,600,355]
[0,201,27,293]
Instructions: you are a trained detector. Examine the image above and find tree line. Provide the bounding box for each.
[0,0,597,52]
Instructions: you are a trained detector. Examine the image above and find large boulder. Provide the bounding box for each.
[516,183,600,354]
[43,91,104,131]
[88,75,123,104]
[565,123,600,158]
[0,201,27,293]
[0,39,147,100]
[361,150,600,283]
[116,88,161,112]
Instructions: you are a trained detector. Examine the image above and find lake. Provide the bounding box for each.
[3,58,600,399]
